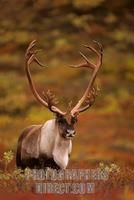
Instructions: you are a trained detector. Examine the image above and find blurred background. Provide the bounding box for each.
[0,0,133,169]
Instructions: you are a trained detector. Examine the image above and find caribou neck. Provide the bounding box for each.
[39,119,72,169]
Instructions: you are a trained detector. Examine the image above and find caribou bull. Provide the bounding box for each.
[16,40,103,170]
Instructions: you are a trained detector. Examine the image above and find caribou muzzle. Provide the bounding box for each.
[66,129,76,139]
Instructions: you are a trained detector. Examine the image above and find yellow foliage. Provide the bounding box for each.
[73,0,105,9]
[27,106,53,123]
[0,115,12,126]
[0,31,30,44]
[100,94,121,114]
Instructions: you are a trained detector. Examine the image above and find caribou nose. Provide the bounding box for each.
[67,129,75,136]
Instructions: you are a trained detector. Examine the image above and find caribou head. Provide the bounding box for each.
[16,40,103,170]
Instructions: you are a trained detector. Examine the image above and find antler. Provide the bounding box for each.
[25,40,66,115]
[70,41,103,117]
[42,90,59,112]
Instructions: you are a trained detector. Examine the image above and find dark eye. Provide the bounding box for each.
[71,117,77,124]
[57,117,66,124]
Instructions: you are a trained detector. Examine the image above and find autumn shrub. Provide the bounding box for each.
[0,151,133,193]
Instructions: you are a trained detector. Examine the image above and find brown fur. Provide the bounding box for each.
[16,125,42,168]
[16,124,60,170]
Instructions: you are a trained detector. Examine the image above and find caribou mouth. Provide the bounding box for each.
[66,134,75,139]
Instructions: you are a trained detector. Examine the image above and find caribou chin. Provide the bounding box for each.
[16,40,103,170]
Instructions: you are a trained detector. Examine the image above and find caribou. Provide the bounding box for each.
[16,40,103,170]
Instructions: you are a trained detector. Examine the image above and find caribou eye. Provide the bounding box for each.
[57,117,66,124]
[71,117,77,124]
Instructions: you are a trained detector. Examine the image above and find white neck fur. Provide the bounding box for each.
[39,119,72,169]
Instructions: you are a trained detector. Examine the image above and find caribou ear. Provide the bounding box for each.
[55,113,64,123]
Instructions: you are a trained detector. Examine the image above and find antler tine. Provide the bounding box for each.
[25,40,36,58]
[82,40,103,56]
[78,86,99,113]
[70,41,103,117]
[93,40,103,52]
[82,44,100,57]
[25,40,46,68]
[83,41,103,66]
[43,90,59,105]
[69,50,96,70]
[42,90,53,111]
[33,49,47,67]
[79,51,90,64]
[34,57,46,67]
